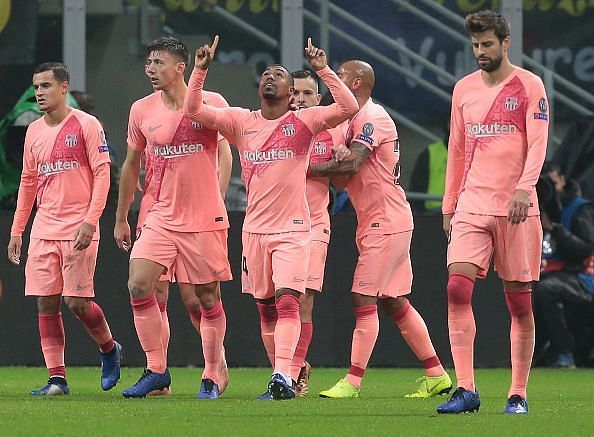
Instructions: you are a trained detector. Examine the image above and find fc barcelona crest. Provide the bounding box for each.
[504,96,518,111]
[65,133,78,148]
[282,123,295,137]
[192,120,202,130]
[314,141,327,155]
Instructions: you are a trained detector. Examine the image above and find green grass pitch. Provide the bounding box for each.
[1,367,593,436]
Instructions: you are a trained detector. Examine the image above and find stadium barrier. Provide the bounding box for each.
[0,210,510,368]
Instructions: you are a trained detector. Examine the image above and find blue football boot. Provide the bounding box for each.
[100,341,122,391]
[268,373,296,400]
[31,377,70,396]
[122,368,171,398]
[196,378,220,399]
[256,389,274,401]
[505,394,529,414]
[437,387,480,414]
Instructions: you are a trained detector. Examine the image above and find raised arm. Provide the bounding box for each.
[184,35,235,136]
[305,38,358,129]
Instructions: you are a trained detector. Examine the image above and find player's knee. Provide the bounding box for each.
[380,296,407,316]
[127,275,153,298]
[447,273,474,306]
[65,297,89,317]
[37,295,61,314]
[196,282,219,309]
[185,301,201,314]
[505,291,533,319]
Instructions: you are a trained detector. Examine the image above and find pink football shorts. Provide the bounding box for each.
[25,239,98,297]
[447,211,542,281]
[241,231,310,299]
[131,223,232,285]
[351,231,413,298]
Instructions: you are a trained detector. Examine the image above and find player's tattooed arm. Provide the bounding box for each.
[309,141,371,176]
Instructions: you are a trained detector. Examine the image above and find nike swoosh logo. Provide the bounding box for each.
[242,130,257,136]
[148,125,162,132]
[76,284,89,291]
[292,277,305,283]
[358,280,373,287]
[307,276,320,281]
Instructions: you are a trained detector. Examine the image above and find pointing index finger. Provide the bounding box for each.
[307,37,312,51]
[211,35,219,52]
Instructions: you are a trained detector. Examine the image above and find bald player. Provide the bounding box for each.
[311,60,451,399]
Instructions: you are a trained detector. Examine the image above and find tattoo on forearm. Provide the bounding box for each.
[310,141,371,177]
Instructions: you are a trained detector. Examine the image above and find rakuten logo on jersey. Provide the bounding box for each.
[153,143,204,159]
[37,160,80,176]
[243,148,295,165]
[465,123,518,138]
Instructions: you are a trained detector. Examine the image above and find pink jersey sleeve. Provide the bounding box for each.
[299,67,359,135]
[515,77,549,194]
[81,116,111,227]
[185,68,247,143]
[442,83,465,215]
[83,116,111,169]
[83,162,110,228]
[10,129,37,237]
[203,90,230,142]
[127,101,147,151]
[314,66,359,129]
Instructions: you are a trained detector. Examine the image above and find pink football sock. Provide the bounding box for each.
[505,289,534,399]
[158,301,170,363]
[77,301,114,353]
[346,305,379,388]
[447,273,476,392]
[131,295,165,373]
[392,300,444,377]
[273,295,301,379]
[256,301,277,368]
[39,312,66,378]
[290,322,313,381]
[200,300,226,384]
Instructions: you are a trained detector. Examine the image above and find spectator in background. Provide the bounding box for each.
[409,123,449,214]
[534,163,594,368]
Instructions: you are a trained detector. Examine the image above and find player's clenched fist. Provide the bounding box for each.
[194,35,219,70]
[305,38,327,71]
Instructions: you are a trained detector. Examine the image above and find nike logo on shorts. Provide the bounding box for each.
[358,280,373,287]
[292,276,305,283]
